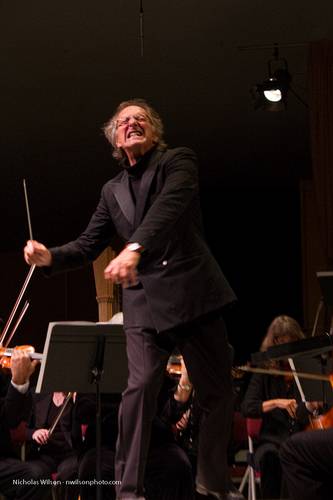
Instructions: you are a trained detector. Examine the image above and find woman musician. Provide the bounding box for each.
[241,315,321,499]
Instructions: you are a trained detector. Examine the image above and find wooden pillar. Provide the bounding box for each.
[93,247,121,322]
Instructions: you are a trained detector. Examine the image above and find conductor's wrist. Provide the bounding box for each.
[126,242,144,254]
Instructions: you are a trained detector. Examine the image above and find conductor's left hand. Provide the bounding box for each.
[104,248,140,288]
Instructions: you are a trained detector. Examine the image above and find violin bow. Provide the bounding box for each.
[48,393,74,438]
[237,364,332,384]
[0,180,36,346]
[0,267,35,347]
[288,357,307,403]
[4,300,30,347]
[0,347,43,361]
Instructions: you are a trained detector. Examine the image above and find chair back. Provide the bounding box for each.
[9,420,27,461]
[246,418,262,439]
[232,411,248,445]
[9,420,27,445]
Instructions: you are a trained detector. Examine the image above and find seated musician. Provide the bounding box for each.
[77,355,195,500]
[0,349,51,500]
[241,315,312,499]
[171,352,245,499]
[167,353,199,472]
[280,426,333,500]
[25,390,85,499]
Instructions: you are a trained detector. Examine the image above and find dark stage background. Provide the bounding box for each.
[1,0,326,363]
[0,177,303,364]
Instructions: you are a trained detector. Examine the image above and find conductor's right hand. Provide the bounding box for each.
[24,240,52,267]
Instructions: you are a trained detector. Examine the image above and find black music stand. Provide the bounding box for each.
[251,333,333,364]
[36,321,128,500]
[293,354,333,407]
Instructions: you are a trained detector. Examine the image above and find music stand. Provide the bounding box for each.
[251,333,333,411]
[293,354,333,407]
[36,321,128,500]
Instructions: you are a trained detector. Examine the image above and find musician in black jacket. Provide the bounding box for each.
[241,315,308,498]
[25,391,85,499]
[0,349,50,499]
[24,98,240,500]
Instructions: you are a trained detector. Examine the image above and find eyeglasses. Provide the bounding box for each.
[116,114,149,129]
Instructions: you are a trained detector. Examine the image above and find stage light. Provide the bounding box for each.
[264,85,282,102]
[252,48,292,111]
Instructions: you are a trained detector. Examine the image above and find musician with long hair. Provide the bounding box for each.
[241,315,308,499]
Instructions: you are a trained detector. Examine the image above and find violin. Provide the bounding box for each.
[307,405,333,430]
[0,345,43,371]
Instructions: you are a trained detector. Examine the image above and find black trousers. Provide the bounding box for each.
[254,443,282,499]
[78,442,194,500]
[280,428,333,500]
[0,457,51,499]
[115,313,234,499]
[35,452,79,500]
[34,452,78,481]
[78,447,116,500]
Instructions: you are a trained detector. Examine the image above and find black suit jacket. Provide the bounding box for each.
[49,147,236,332]
[0,383,33,458]
[26,392,90,451]
[241,373,309,446]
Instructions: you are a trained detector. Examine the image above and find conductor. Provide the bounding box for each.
[24,98,240,500]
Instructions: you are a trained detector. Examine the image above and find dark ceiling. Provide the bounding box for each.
[1,0,332,356]
[2,0,332,248]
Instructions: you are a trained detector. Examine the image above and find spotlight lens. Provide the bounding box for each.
[264,89,282,102]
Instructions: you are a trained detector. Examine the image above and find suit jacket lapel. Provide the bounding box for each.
[134,149,162,227]
[112,174,135,226]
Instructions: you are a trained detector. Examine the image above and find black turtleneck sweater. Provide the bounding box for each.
[121,148,155,204]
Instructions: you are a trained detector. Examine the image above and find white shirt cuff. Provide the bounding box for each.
[11,380,29,394]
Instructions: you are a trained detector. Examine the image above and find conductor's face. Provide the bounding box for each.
[115,105,156,163]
